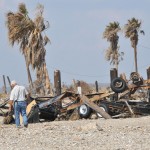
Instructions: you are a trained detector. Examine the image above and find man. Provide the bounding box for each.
[9,80,29,128]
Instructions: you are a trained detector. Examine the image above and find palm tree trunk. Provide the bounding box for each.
[36,66,45,95]
[134,46,138,73]
[115,57,118,71]
[115,63,118,71]
[24,55,34,91]
[43,63,51,94]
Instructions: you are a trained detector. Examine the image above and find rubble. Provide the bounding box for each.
[1,72,150,124]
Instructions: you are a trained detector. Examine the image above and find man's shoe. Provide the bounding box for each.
[24,124,28,128]
[16,125,23,129]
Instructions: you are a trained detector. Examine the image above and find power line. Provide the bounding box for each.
[46,64,109,78]
[138,44,150,50]
[61,70,109,78]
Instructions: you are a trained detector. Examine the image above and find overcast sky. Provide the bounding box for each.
[0,0,150,88]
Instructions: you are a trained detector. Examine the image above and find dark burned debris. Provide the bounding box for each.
[27,72,150,122]
[0,91,114,124]
[1,72,150,124]
[27,91,113,123]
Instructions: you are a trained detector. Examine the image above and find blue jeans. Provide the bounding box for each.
[14,101,28,127]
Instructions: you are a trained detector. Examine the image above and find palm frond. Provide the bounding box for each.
[124,17,144,48]
[43,35,50,45]
[140,30,145,35]
[6,3,51,94]
[18,3,28,15]
[103,21,122,68]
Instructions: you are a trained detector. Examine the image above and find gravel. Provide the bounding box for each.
[1,116,150,150]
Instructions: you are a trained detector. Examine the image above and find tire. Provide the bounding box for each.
[78,104,92,119]
[96,103,109,118]
[111,77,127,93]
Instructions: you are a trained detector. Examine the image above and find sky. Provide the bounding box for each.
[0,0,150,88]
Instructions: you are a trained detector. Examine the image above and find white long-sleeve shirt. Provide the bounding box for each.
[10,85,28,101]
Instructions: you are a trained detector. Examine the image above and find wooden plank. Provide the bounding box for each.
[67,102,83,111]
[26,100,37,115]
[66,92,114,111]
[81,95,112,119]
[124,100,134,117]
[118,90,130,99]
[20,100,37,124]
[143,79,150,85]
[89,92,114,102]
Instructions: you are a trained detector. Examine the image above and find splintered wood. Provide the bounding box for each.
[81,95,112,119]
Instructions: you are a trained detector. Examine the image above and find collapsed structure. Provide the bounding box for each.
[1,72,150,124]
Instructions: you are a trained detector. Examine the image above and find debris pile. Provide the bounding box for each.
[1,72,150,124]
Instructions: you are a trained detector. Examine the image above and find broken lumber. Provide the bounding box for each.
[20,100,39,123]
[66,92,114,111]
[124,100,135,117]
[81,95,112,119]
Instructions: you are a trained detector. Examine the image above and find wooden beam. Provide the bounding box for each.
[54,70,62,106]
[3,75,7,94]
[147,67,150,102]
[110,68,118,81]
[110,68,118,100]
[124,100,134,117]
[95,81,98,93]
[81,95,112,119]
[67,92,114,111]
[67,102,82,111]
[89,92,114,102]
[7,76,12,90]
[20,100,36,123]
[54,70,61,96]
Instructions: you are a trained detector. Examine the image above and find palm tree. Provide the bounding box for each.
[103,22,123,70]
[124,17,144,73]
[6,3,51,94]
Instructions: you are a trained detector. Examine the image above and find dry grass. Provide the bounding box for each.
[0,93,8,99]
